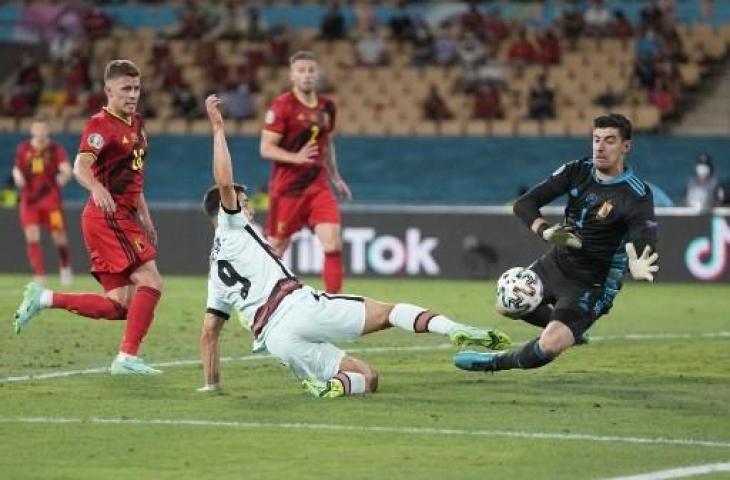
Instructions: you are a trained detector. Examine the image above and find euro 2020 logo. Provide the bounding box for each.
[685,216,730,281]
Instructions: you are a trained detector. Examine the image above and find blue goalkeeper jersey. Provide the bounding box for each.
[514,157,658,286]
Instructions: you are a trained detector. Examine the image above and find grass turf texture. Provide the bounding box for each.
[1,274,728,479]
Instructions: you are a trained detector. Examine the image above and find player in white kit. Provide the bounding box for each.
[198,94,512,398]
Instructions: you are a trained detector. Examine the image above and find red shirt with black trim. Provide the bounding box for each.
[263,91,336,196]
[14,141,68,208]
[77,108,148,218]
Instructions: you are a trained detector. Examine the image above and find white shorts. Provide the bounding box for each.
[262,287,366,382]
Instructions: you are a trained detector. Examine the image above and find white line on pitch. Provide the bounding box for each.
[2,331,728,384]
[600,462,730,479]
[0,416,728,450]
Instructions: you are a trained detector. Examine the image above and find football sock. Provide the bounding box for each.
[57,244,70,268]
[323,250,343,293]
[26,242,45,277]
[521,303,552,329]
[388,303,457,334]
[50,292,127,320]
[334,371,367,395]
[120,286,161,356]
[495,338,554,370]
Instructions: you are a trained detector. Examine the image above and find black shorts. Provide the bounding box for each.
[529,252,614,340]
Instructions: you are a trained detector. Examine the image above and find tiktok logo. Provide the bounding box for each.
[685,217,730,280]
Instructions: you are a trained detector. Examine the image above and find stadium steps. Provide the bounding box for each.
[671,63,730,135]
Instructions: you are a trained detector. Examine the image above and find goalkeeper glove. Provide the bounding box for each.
[625,243,659,282]
[537,223,583,249]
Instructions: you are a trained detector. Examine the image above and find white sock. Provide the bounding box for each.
[334,371,367,395]
[388,303,457,334]
[39,289,53,308]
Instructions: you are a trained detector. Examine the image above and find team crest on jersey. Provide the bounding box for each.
[597,200,614,219]
[133,237,146,253]
[87,133,104,149]
[265,110,276,124]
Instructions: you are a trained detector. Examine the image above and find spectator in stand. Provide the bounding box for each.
[83,81,105,116]
[649,78,675,120]
[49,27,78,64]
[171,82,202,120]
[611,10,634,39]
[241,5,267,41]
[151,34,171,62]
[527,74,555,120]
[476,43,507,89]
[584,0,612,37]
[636,28,662,59]
[593,85,623,109]
[389,2,414,43]
[268,25,291,67]
[355,26,388,67]
[536,28,561,65]
[321,1,346,41]
[634,52,657,89]
[82,5,113,39]
[461,3,485,40]
[484,6,510,44]
[410,20,434,67]
[9,55,44,115]
[423,84,453,121]
[354,3,376,37]
[158,59,184,90]
[558,1,584,48]
[507,29,538,66]
[473,81,504,120]
[685,154,725,212]
[169,1,206,40]
[231,57,260,93]
[221,83,255,121]
[433,27,458,66]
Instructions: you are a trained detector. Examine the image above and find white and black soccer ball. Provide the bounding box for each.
[496,267,543,316]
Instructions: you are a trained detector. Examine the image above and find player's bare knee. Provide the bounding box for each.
[539,321,575,357]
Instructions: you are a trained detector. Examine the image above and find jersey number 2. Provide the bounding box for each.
[217,260,251,300]
[307,125,320,145]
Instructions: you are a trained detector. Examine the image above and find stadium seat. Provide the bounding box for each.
[541,119,567,136]
[490,119,515,136]
[632,105,660,132]
[463,120,488,136]
[0,116,16,132]
[514,119,541,136]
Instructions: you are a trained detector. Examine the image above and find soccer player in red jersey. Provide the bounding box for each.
[260,50,352,294]
[12,115,73,285]
[14,60,163,375]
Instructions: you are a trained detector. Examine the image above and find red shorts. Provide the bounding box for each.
[19,202,66,232]
[266,186,341,239]
[81,214,157,290]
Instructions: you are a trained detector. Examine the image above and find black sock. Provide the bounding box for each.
[520,303,551,329]
[495,338,554,370]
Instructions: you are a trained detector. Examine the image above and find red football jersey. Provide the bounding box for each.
[14,140,68,208]
[263,91,336,196]
[77,108,148,218]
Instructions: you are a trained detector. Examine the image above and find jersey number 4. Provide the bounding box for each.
[217,260,251,300]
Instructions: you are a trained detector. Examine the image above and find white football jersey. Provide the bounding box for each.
[206,206,298,351]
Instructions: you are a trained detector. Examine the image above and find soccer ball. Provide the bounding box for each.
[496,267,543,316]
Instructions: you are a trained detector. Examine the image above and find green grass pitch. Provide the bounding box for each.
[1,274,728,479]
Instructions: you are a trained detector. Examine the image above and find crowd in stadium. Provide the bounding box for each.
[0,0,723,134]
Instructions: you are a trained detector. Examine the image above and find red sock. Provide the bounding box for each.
[26,242,45,277]
[120,286,161,356]
[323,250,343,294]
[57,244,70,268]
[52,293,127,319]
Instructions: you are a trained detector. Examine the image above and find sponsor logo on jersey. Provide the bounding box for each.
[87,133,104,149]
[265,110,276,124]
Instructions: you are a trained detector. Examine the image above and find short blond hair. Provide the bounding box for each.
[289,50,318,66]
[104,59,141,82]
